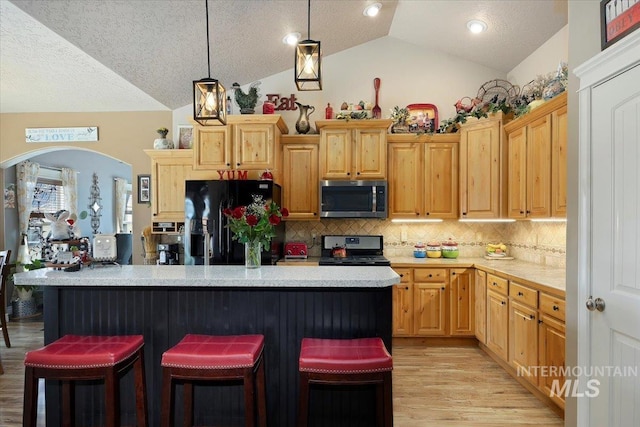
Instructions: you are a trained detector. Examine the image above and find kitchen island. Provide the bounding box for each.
[14,265,400,427]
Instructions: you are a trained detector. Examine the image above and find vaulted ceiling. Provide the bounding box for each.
[0,0,568,113]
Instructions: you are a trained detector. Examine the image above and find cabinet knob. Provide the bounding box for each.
[426,212,430,216]
[529,314,535,320]
[399,273,404,277]
[538,320,543,324]
[520,210,524,214]
[428,274,432,278]
[553,305,559,311]
[405,286,410,290]
[236,162,241,166]
[226,163,231,167]
[452,272,456,275]
[462,212,467,216]
[526,210,531,214]
[441,287,445,290]
[518,291,524,296]
[346,172,351,176]
[356,172,360,175]
[313,212,317,216]
[416,212,419,215]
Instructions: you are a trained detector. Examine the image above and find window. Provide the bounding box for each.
[27,169,67,258]
[122,184,133,233]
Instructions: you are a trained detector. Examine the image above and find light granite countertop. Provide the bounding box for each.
[13,265,401,288]
[388,256,566,296]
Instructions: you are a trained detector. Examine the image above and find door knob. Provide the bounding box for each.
[586,296,605,312]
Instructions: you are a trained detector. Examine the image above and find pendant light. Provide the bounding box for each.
[295,0,322,91]
[193,0,227,125]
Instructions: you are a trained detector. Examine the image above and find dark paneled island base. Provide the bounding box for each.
[42,285,392,426]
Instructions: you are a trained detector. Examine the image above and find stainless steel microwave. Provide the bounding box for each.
[320,180,387,218]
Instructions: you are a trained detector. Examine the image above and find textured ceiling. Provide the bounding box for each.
[0,0,567,113]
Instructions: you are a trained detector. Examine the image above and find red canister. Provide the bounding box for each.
[263,101,275,114]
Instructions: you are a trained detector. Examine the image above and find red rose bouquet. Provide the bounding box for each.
[223,195,289,265]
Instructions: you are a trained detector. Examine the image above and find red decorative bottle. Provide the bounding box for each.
[325,103,333,119]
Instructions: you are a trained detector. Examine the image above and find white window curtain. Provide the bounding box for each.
[61,167,78,215]
[114,177,127,233]
[16,160,40,236]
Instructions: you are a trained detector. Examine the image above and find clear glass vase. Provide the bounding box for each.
[245,241,262,269]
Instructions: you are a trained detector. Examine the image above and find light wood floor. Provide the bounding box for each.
[0,321,563,426]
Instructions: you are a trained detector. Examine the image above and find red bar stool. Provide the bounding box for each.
[161,334,267,427]
[298,337,393,427]
[23,334,148,427]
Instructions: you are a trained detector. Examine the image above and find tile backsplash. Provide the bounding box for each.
[285,219,566,267]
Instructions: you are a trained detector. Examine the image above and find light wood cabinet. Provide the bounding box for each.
[486,288,509,361]
[505,92,567,219]
[509,282,539,386]
[387,134,459,219]
[392,268,413,337]
[551,104,567,217]
[316,119,392,179]
[538,311,566,409]
[459,112,509,218]
[145,149,194,230]
[449,268,474,336]
[474,269,487,344]
[192,115,288,181]
[393,267,476,337]
[414,282,448,336]
[281,135,319,220]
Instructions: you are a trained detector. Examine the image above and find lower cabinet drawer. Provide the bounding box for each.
[414,268,448,283]
[509,282,538,308]
[487,273,508,296]
[540,293,565,320]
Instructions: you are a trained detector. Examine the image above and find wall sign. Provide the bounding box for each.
[217,170,248,180]
[265,94,298,111]
[601,0,640,50]
[25,127,98,143]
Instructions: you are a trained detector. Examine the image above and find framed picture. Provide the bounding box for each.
[137,174,151,204]
[406,103,439,133]
[177,124,193,149]
[601,0,640,50]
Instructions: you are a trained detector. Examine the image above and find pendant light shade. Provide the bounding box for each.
[295,0,322,91]
[193,0,227,125]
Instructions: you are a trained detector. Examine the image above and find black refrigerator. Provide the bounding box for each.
[184,180,284,265]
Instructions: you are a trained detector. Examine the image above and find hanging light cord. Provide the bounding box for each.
[205,0,211,79]
[307,0,311,39]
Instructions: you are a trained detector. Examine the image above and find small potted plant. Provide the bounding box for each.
[389,106,410,133]
[154,127,175,149]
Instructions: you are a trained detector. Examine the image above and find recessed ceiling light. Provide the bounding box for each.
[282,32,301,46]
[363,3,382,17]
[467,19,487,34]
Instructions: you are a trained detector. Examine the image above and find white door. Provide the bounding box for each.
[586,62,640,426]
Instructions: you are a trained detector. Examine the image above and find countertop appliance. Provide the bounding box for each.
[320,180,387,219]
[318,235,390,266]
[284,242,308,259]
[157,243,179,265]
[184,180,285,265]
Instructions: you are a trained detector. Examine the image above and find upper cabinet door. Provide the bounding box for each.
[282,137,320,220]
[233,123,274,170]
[320,128,352,178]
[353,128,386,179]
[388,142,422,218]
[526,115,552,218]
[424,142,458,218]
[551,105,568,217]
[507,126,528,219]
[193,126,231,170]
[459,118,503,218]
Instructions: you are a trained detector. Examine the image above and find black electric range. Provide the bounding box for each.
[318,235,391,266]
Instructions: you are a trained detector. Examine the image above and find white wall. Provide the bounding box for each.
[507,25,569,89]
[174,36,506,133]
